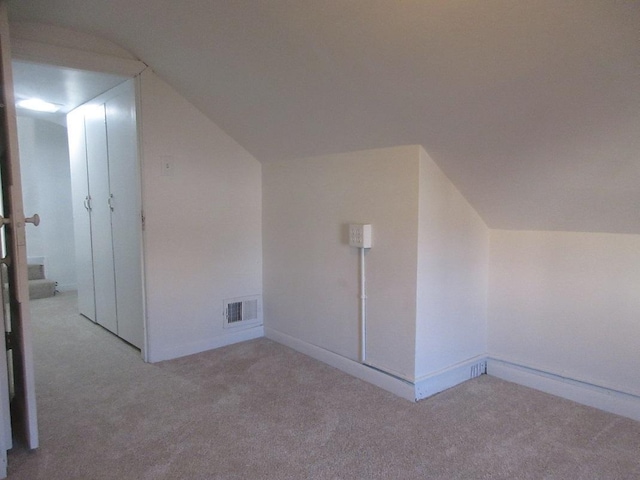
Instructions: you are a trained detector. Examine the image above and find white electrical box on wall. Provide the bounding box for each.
[349,224,372,248]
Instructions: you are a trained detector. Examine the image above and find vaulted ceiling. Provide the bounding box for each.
[7,1,640,234]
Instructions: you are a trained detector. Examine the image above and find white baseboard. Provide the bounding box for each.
[56,283,77,292]
[487,358,640,422]
[415,355,487,401]
[265,327,415,401]
[147,325,264,363]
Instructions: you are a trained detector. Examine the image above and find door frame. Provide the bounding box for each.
[10,26,149,361]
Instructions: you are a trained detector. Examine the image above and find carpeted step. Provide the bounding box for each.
[28,264,45,281]
[29,279,57,300]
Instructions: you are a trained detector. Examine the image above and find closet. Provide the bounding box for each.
[67,78,144,349]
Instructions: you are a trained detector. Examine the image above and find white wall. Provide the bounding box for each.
[263,146,420,380]
[18,115,77,291]
[488,230,640,397]
[415,148,488,380]
[138,69,263,362]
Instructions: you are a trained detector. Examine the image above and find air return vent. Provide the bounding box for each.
[470,361,487,379]
[223,295,262,328]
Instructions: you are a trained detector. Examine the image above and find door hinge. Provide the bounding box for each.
[5,331,13,351]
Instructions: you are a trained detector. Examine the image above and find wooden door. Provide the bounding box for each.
[0,2,39,463]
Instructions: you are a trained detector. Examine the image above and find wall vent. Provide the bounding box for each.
[223,295,262,328]
[470,361,487,379]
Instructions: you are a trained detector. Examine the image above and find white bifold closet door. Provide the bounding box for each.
[85,104,118,334]
[68,108,97,322]
[104,84,143,347]
[68,78,143,349]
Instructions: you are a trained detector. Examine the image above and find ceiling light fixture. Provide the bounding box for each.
[16,98,61,113]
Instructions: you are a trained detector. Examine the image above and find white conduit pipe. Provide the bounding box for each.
[360,246,366,363]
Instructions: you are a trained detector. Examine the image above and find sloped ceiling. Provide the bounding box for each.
[7,1,640,234]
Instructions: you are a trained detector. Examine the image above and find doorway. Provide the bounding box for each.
[12,60,145,355]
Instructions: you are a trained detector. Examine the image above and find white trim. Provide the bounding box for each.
[55,283,76,292]
[488,355,640,398]
[265,327,415,401]
[135,73,150,364]
[10,38,147,77]
[363,358,414,383]
[415,355,487,400]
[488,358,640,422]
[147,326,264,363]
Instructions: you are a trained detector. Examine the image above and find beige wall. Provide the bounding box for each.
[139,69,263,362]
[489,230,640,397]
[263,146,420,380]
[416,148,489,379]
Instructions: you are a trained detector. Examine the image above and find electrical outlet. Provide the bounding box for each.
[349,224,372,248]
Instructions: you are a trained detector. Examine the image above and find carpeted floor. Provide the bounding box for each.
[7,291,640,479]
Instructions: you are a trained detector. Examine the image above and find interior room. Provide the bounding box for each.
[1,1,639,478]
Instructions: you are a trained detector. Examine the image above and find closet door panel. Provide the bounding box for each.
[67,108,96,321]
[105,80,144,348]
[85,104,118,335]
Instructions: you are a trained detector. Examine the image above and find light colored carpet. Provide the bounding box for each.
[7,291,640,479]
